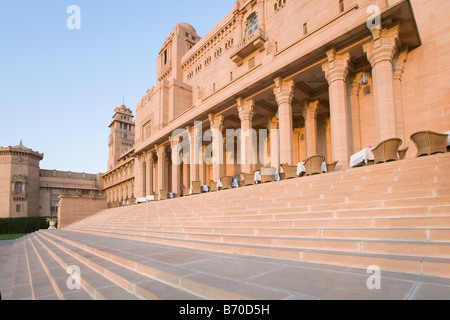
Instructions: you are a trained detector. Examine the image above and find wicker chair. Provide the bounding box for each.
[220,176,233,190]
[159,189,168,200]
[326,161,338,172]
[372,138,402,164]
[398,147,409,160]
[191,181,201,195]
[280,164,298,180]
[240,172,255,186]
[411,131,448,157]
[304,155,325,176]
[182,185,190,197]
[260,167,277,183]
[208,181,217,192]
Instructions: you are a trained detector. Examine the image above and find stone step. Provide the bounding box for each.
[23,237,61,300]
[58,228,450,279]
[7,240,33,300]
[72,214,450,231]
[65,224,450,242]
[65,223,450,259]
[34,233,201,300]
[26,236,93,300]
[41,230,298,300]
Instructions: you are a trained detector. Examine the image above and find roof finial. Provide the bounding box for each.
[19,140,23,146]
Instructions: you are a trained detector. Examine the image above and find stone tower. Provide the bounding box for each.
[108,105,135,171]
[0,141,44,218]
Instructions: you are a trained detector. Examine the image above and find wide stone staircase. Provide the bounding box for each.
[1,153,450,300]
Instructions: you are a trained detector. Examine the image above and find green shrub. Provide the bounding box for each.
[0,217,53,234]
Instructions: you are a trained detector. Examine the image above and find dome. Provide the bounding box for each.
[176,22,197,35]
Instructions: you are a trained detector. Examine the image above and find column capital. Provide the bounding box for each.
[237,98,255,121]
[363,25,399,68]
[322,49,351,84]
[302,99,319,120]
[186,124,202,144]
[293,127,302,136]
[267,115,278,130]
[347,73,363,96]
[155,144,167,159]
[144,150,154,163]
[169,136,180,149]
[273,77,295,105]
[208,113,225,131]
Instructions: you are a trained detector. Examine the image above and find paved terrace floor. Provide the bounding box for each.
[2,230,449,300]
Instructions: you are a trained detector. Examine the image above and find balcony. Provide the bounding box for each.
[230,28,267,66]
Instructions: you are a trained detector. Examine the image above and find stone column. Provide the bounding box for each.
[128,181,133,203]
[347,73,362,153]
[363,25,399,142]
[134,155,145,198]
[303,100,319,158]
[322,49,351,167]
[182,152,190,188]
[273,77,295,165]
[170,137,181,196]
[267,115,280,170]
[145,151,154,196]
[209,113,224,182]
[187,125,201,183]
[293,128,302,165]
[156,145,167,192]
[325,116,333,162]
[237,98,255,173]
[393,46,408,144]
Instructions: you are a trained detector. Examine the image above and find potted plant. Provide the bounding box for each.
[46,217,57,230]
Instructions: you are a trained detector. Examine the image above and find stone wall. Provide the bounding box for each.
[57,195,108,229]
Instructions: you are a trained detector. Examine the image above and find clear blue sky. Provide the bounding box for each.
[0,0,236,174]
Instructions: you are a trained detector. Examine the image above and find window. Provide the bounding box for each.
[248,15,259,36]
[303,23,308,35]
[124,134,128,139]
[51,189,61,195]
[163,49,168,65]
[16,204,21,213]
[230,72,233,81]
[15,183,23,193]
[248,57,256,69]
[51,201,59,213]
[274,0,287,12]
[339,0,344,12]
[143,120,152,140]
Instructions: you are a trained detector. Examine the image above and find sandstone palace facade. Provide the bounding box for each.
[101,0,449,208]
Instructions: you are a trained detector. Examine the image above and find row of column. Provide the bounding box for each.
[106,180,134,207]
[322,25,406,165]
[135,25,406,197]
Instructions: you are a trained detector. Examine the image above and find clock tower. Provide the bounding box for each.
[108,105,135,171]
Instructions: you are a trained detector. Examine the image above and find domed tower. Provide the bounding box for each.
[157,23,199,82]
[0,141,44,218]
[108,105,135,171]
